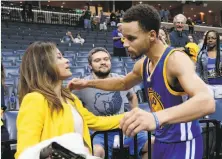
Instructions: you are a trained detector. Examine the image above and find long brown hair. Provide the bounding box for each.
[19,41,74,113]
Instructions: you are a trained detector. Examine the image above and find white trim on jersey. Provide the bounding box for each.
[191,138,196,159]
[185,140,191,159]
[180,123,186,141]
[187,122,193,140]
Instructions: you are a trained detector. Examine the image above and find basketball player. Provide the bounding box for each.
[68,4,215,159]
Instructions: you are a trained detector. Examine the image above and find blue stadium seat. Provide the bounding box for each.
[2,54,20,64]
[121,57,135,63]
[2,60,13,66]
[69,66,87,77]
[15,50,25,55]
[15,60,22,66]
[2,52,14,56]
[4,78,15,86]
[63,51,76,56]
[111,56,120,62]
[76,57,88,62]
[77,53,88,57]
[125,62,135,69]
[3,111,18,140]
[2,49,14,53]
[111,62,124,67]
[75,61,89,67]
[111,67,126,75]
[4,66,19,77]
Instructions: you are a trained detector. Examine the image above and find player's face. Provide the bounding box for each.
[90,51,111,77]
[122,21,154,59]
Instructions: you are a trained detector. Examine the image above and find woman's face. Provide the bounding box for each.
[207,32,217,48]
[54,48,72,80]
[159,29,167,41]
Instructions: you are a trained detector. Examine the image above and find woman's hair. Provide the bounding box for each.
[200,30,221,75]
[19,41,74,113]
[160,27,171,45]
[1,64,5,85]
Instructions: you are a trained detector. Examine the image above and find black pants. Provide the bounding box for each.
[113,47,127,57]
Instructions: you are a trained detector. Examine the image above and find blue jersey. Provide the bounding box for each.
[142,47,201,143]
[207,57,222,85]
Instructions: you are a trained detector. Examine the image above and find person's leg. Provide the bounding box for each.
[91,131,116,159]
[100,23,103,31]
[84,19,88,29]
[87,19,91,32]
[113,47,118,56]
[92,133,105,158]
[124,131,153,159]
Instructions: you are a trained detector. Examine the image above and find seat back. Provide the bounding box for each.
[3,111,19,140]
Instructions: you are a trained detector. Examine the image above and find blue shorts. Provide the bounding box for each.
[153,135,203,159]
[91,131,148,159]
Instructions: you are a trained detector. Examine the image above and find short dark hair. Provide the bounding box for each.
[123,4,161,34]
[88,47,111,64]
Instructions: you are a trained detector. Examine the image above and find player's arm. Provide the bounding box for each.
[156,52,215,126]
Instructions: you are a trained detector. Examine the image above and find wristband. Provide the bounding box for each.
[151,112,160,129]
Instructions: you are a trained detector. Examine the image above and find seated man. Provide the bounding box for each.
[61,31,85,45]
[74,47,150,159]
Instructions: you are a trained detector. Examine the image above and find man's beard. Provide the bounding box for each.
[93,69,111,78]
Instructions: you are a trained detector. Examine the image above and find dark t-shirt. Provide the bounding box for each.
[83,10,91,20]
[169,30,189,47]
[110,13,116,22]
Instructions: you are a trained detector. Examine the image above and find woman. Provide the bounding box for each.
[15,41,123,158]
[159,27,171,46]
[196,30,222,121]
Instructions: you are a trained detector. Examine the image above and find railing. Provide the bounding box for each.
[1,6,82,26]
[2,6,222,34]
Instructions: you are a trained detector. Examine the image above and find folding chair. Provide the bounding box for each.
[199,119,221,159]
[1,111,18,159]
[91,129,139,159]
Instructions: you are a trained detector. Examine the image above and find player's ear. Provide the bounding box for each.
[149,30,157,42]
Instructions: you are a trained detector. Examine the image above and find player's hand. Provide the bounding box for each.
[67,78,88,90]
[120,108,156,137]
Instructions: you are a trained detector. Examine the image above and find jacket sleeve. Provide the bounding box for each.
[196,51,203,77]
[73,95,124,131]
[15,93,46,159]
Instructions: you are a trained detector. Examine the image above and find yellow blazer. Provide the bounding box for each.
[15,92,123,159]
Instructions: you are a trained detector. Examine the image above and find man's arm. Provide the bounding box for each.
[157,52,215,126]
[126,91,138,109]
[68,58,144,91]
